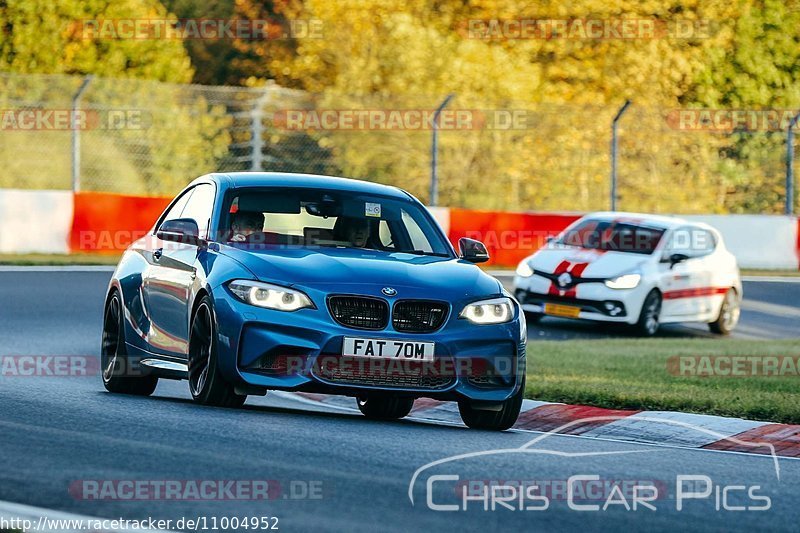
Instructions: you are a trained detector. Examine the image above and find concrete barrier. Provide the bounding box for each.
[684,215,800,270]
[0,188,797,269]
[0,189,72,254]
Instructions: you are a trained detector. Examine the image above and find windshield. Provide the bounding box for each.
[221,187,452,257]
[556,219,665,255]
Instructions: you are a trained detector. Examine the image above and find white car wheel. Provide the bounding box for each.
[710,288,740,335]
[634,290,661,337]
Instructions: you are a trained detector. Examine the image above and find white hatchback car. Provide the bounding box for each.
[513,212,742,336]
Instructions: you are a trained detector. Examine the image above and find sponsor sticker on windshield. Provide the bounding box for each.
[365,202,382,218]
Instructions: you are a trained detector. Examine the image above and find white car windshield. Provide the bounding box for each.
[556,219,665,255]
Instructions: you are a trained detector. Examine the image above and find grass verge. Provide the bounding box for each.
[0,253,121,265]
[740,269,800,277]
[525,338,800,424]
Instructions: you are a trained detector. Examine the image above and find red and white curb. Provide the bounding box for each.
[280,392,800,458]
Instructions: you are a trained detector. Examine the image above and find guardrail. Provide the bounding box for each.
[2,189,798,269]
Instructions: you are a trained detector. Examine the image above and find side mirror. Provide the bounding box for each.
[668,253,689,269]
[157,218,202,246]
[458,237,489,264]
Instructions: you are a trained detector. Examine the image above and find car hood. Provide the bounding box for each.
[219,245,502,299]
[527,246,651,278]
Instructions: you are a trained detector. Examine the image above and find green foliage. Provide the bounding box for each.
[160,0,303,86]
[690,0,800,214]
[2,0,800,212]
[0,0,194,82]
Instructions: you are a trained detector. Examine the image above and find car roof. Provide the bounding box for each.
[579,211,694,230]
[203,172,412,200]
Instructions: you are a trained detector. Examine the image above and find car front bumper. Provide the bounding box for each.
[212,291,527,403]
[513,273,649,325]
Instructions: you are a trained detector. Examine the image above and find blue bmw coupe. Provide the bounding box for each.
[102,173,526,430]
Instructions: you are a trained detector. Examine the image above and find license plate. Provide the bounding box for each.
[342,337,435,362]
[544,303,581,318]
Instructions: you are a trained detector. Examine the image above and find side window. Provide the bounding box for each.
[180,183,216,239]
[378,221,396,250]
[695,229,717,256]
[666,226,716,259]
[156,188,194,231]
[402,210,433,253]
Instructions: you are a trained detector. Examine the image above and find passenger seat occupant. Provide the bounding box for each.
[333,217,371,248]
[230,211,265,242]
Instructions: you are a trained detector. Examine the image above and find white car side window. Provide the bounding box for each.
[666,226,716,259]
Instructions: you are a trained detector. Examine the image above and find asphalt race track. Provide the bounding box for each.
[1,269,800,532]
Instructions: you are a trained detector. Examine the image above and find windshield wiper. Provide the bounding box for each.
[404,250,450,257]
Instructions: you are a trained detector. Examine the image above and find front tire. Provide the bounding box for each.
[101,291,158,396]
[633,290,661,337]
[188,296,246,408]
[357,396,414,420]
[458,376,525,431]
[709,288,740,335]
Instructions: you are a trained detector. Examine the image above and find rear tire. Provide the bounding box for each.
[709,288,740,335]
[633,290,661,337]
[458,375,525,431]
[357,396,414,420]
[188,296,246,408]
[101,291,158,396]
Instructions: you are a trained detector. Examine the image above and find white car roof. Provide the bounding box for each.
[579,211,693,230]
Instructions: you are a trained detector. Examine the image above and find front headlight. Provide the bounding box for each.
[228,280,315,311]
[604,273,641,290]
[460,297,514,324]
[515,261,534,277]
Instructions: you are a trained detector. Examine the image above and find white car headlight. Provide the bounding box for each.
[460,297,514,324]
[604,273,641,290]
[228,280,315,311]
[515,261,534,277]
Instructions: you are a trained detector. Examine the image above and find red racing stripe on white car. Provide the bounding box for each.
[562,262,590,298]
[547,260,572,296]
[662,287,729,300]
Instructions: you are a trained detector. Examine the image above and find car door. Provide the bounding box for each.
[144,183,215,357]
[684,227,718,318]
[658,225,715,319]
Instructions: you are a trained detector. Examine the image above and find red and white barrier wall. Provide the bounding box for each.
[0,189,74,254]
[2,189,799,269]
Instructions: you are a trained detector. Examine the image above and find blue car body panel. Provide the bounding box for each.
[108,172,526,402]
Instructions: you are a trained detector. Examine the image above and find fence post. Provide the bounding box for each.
[250,86,272,172]
[71,75,93,192]
[786,111,800,215]
[429,93,455,206]
[610,100,632,211]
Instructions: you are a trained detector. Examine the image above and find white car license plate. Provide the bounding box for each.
[342,337,435,362]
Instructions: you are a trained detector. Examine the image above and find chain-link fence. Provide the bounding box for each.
[0,72,796,214]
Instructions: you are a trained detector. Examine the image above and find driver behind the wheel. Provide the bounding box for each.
[230,211,265,242]
[333,217,371,248]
